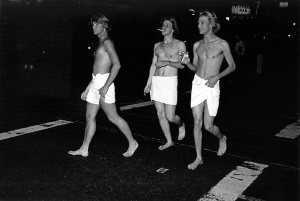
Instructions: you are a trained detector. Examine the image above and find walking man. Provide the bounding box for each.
[68,14,138,157]
[182,10,236,169]
[144,17,186,150]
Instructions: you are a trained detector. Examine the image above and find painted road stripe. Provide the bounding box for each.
[120,101,154,111]
[0,120,73,141]
[238,194,266,201]
[198,161,268,201]
[275,119,300,139]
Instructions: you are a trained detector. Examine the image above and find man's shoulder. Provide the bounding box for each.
[215,37,227,44]
[216,38,229,48]
[154,41,162,47]
[174,39,184,44]
[174,39,186,48]
[101,38,114,50]
[193,40,202,48]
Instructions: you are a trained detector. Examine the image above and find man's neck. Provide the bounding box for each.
[163,34,174,44]
[98,32,108,43]
[203,33,217,43]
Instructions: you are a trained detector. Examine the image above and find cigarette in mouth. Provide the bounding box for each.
[157,29,163,32]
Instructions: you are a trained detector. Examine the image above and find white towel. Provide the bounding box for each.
[150,76,178,105]
[191,74,220,116]
[86,73,115,104]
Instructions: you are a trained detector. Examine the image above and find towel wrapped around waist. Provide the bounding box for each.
[150,76,178,105]
[86,73,115,104]
[191,74,220,116]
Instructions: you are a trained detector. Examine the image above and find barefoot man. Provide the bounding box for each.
[68,14,138,157]
[144,17,186,150]
[182,10,236,169]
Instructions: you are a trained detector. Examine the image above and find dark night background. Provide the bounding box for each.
[0,0,299,117]
[0,1,299,200]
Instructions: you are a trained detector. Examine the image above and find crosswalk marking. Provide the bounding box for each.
[275,119,300,139]
[0,120,73,141]
[198,161,268,201]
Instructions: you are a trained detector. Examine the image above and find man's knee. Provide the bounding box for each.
[107,115,120,125]
[193,118,202,127]
[86,112,95,122]
[166,114,176,123]
[156,110,166,119]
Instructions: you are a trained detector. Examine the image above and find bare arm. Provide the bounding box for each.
[144,44,159,95]
[204,40,236,88]
[156,41,186,69]
[216,40,236,79]
[99,39,120,97]
[166,61,185,69]
[183,42,199,72]
[146,44,159,85]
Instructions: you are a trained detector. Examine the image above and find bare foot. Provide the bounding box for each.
[158,142,174,150]
[178,123,185,141]
[68,147,88,157]
[123,140,139,157]
[187,158,203,170]
[217,135,227,156]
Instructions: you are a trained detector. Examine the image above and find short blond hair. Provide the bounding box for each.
[90,14,111,32]
[198,10,220,33]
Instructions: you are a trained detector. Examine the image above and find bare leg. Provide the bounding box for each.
[101,100,138,157]
[122,139,139,157]
[203,103,227,156]
[164,104,185,141]
[217,135,227,156]
[154,101,174,150]
[68,102,100,157]
[178,122,185,141]
[188,103,205,170]
[158,142,174,150]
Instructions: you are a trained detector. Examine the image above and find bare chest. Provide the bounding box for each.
[94,45,108,58]
[155,43,179,60]
[197,41,223,60]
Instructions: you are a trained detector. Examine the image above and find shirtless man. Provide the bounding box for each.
[144,17,186,150]
[182,10,236,170]
[68,14,138,157]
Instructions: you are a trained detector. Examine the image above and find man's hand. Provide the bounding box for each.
[144,83,151,96]
[155,60,169,69]
[179,51,190,64]
[181,57,190,64]
[205,75,219,88]
[99,86,108,98]
[81,90,88,101]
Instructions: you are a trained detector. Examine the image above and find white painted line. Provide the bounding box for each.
[198,161,268,201]
[0,120,73,141]
[120,101,154,111]
[238,194,266,201]
[275,119,300,139]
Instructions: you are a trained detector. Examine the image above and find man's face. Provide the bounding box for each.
[198,16,211,35]
[92,22,105,35]
[161,20,173,36]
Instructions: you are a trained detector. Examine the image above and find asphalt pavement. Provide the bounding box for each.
[0,73,299,200]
